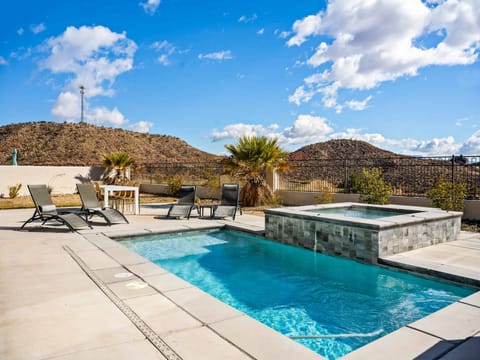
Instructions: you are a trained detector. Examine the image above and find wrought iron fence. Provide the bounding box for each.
[278,155,480,199]
[132,155,480,199]
[132,161,241,188]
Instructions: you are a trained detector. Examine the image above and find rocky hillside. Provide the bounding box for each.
[0,122,219,166]
[288,139,401,160]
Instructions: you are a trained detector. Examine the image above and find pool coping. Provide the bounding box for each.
[81,222,480,360]
[76,223,324,360]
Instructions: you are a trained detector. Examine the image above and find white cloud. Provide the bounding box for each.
[410,136,460,155]
[287,14,322,47]
[257,28,265,35]
[459,131,480,154]
[274,29,291,39]
[151,40,170,51]
[140,0,160,15]
[238,14,257,23]
[211,115,333,147]
[129,121,153,133]
[41,25,137,126]
[30,23,46,34]
[51,91,80,120]
[151,40,176,66]
[198,50,233,61]
[86,106,127,126]
[288,86,316,105]
[287,0,480,109]
[280,115,333,145]
[0,56,7,66]
[17,28,24,36]
[345,96,373,111]
[157,55,169,65]
[212,123,270,141]
[330,128,390,148]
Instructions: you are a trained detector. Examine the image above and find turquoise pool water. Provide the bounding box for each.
[306,206,417,219]
[121,230,474,359]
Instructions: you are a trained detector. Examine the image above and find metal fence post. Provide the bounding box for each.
[451,155,455,206]
[344,159,348,193]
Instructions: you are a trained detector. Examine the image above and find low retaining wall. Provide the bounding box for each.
[0,166,103,197]
[140,183,221,199]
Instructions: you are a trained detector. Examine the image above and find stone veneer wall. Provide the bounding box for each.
[265,212,461,264]
[377,216,461,258]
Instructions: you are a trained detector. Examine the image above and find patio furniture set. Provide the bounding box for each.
[20,183,241,232]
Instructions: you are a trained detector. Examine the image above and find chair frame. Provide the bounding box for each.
[20,184,92,232]
[211,183,241,220]
[166,185,197,219]
[77,183,129,225]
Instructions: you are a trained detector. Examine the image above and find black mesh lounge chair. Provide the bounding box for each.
[212,183,241,220]
[20,184,91,232]
[77,183,129,225]
[166,185,197,219]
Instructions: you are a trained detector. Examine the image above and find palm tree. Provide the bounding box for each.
[224,136,289,206]
[101,152,135,184]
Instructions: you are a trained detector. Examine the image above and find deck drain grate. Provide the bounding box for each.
[64,246,182,360]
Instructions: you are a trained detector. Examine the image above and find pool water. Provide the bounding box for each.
[306,206,417,219]
[121,230,473,359]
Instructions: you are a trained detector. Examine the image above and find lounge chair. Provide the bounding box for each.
[20,184,91,232]
[166,185,197,219]
[77,183,129,225]
[211,183,241,220]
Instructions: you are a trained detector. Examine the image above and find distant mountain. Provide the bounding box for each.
[289,139,402,160]
[0,122,219,166]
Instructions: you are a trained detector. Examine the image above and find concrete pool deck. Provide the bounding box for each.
[1,205,480,359]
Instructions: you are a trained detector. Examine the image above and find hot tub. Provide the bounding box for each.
[265,203,462,263]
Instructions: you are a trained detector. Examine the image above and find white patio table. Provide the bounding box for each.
[100,185,140,215]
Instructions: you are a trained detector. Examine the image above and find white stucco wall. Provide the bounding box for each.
[0,166,104,197]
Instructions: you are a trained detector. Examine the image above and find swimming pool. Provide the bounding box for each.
[121,229,474,359]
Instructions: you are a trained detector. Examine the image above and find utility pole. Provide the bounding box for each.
[79,85,85,123]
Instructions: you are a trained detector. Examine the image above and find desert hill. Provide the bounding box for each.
[0,122,220,166]
[288,139,401,160]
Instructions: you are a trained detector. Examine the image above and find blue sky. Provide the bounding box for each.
[0,0,479,156]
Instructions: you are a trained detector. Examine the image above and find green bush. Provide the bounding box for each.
[358,168,391,205]
[426,178,467,211]
[8,183,22,199]
[166,175,183,195]
[345,173,363,193]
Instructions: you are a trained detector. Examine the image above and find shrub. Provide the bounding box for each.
[8,183,22,199]
[202,168,220,198]
[426,178,467,211]
[344,173,363,194]
[167,175,183,195]
[358,168,391,205]
[314,187,334,204]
